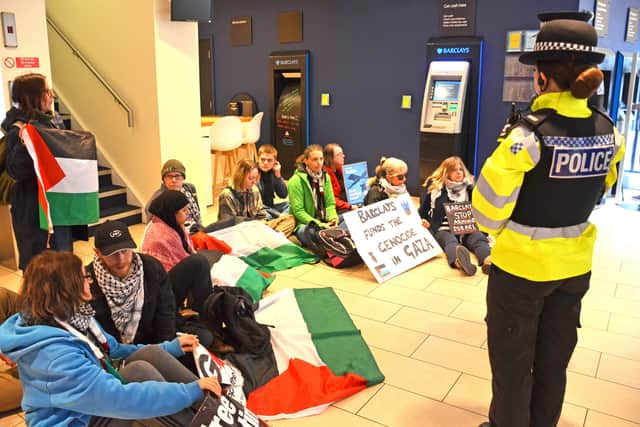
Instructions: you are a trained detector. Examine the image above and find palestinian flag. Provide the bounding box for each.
[211,221,318,274]
[247,287,384,420]
[20,124,99,232]
[200,250,274,303]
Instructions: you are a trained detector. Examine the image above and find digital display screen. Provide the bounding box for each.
[432,80,461,101]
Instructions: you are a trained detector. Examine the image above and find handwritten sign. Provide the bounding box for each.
[443,202,478,235]
[343,161,368,206]
[343,194,441,283]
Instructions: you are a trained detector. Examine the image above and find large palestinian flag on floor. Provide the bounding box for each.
[211,220,318,273]
[20,124,99,232]
[247,287,384,420]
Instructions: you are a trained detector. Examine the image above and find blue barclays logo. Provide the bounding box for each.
[436,47,470,55]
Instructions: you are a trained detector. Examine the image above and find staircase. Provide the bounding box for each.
[93,167,142,236]
[57,101,143,238]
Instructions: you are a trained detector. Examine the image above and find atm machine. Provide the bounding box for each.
[269,50,310,178]
[419,37,483,185]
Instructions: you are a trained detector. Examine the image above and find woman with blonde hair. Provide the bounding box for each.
[419,156,491,276]
[0,251,220,426]
[218,159,267,221]
[364,157,409,205]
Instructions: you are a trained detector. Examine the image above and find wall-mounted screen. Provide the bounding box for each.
[432,80,461,101]
[171,0,214,22]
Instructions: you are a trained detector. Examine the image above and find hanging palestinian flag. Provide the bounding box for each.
[20,124,99,232]
[247,287,384,419]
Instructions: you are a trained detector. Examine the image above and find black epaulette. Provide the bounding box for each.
[590,105,615,127]
[499,110,550,139]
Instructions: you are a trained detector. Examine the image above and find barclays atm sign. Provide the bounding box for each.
[436,47,471,55]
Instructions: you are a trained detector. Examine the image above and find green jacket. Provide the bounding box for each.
[287,168,338,231]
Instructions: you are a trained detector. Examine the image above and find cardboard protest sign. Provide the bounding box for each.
[343,194,441,283]
[443,202,479,235]
[343,161,368,206]
[189,394,268,427]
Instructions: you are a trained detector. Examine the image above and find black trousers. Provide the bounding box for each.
[486,265,589,427]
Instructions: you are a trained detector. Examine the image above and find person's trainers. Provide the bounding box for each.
[454,245,477,276]
[481,256,492,275]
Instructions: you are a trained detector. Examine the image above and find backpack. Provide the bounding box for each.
[201,286,272,355]
[0,123,23,205]
[303,222,363,269]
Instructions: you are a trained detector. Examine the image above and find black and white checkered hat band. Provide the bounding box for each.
[534,41,595,52]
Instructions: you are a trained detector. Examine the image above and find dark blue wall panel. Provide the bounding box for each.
[200,0,638,188]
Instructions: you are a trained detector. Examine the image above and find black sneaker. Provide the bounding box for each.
[454,245,477,276]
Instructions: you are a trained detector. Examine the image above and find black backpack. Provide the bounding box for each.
[304,222,363,269]
[201,286,271,355]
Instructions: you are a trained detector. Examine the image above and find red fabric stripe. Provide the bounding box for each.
[21,124,65,232]
[246,358,367,417]
[22,124,65,190]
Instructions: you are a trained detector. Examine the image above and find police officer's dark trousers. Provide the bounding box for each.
[486,265,589,427]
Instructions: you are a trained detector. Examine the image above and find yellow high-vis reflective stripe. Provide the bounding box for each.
[491,222,597,281]
[605,127,625,190]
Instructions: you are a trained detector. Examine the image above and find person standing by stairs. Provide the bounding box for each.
[2,73,72,270]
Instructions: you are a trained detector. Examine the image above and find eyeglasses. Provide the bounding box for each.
[391,173,407,180]
[165,173,184,180]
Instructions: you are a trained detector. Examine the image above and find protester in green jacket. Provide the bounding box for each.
[287,144,338,248]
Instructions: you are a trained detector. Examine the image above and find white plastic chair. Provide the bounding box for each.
[210,116,244,199]
[240,112,263,161]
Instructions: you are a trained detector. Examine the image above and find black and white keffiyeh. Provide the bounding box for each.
[93,253,145,344]
[305,167,327,222]
[67,302,96,334]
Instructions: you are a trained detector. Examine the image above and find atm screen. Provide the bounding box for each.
[432,80,461,102]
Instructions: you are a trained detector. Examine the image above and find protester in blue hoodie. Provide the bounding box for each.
[0,251,221,427]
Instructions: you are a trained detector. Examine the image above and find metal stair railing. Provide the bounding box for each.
[46,16,134,127]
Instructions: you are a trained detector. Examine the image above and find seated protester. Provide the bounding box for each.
[364,157,410,205]
[419,156,491,276]
[323,143,356,213]
[288,144,339,248]
[146,159,235,234]
[218,159,268,221]
[87,220,212,348]
[257,144,289,219]
[0,288,22,413]
[0,251,221,427]
[141,191,214,319]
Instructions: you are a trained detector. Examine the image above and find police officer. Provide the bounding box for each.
[472,14,625,427]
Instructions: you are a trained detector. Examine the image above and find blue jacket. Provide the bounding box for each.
[0,313,203,427]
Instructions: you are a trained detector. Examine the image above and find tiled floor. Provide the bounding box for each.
[1,200,640,426]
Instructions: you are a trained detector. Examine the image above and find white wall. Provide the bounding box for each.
[45,0,210,209]
[0,0,52,118]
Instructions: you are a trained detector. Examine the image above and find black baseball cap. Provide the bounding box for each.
[94,220,137,256]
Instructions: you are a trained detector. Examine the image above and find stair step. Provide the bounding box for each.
[88,205,143,237]
[98,166,113,187]
[99,185,127,198]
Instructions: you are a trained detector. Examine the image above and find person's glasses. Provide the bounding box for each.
[391,173,407,180]
[165,173,184,180]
